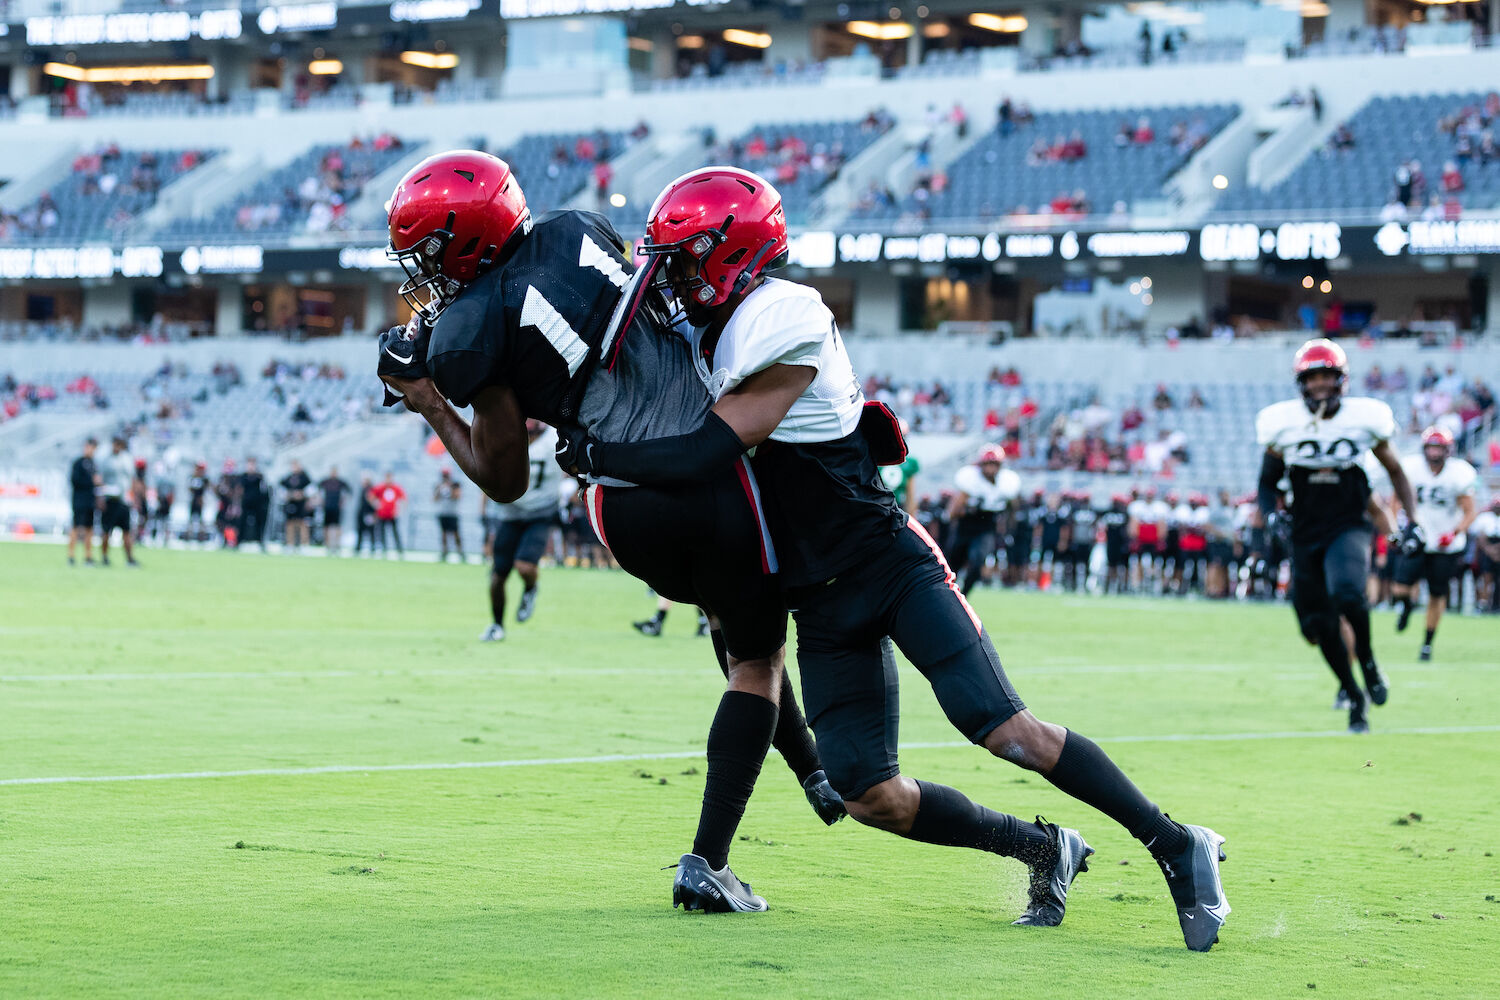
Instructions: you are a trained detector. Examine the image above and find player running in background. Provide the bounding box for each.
[1254,338,1420,733]
[563,166,1230,950]
[880,430,920,516]
[945,445,1017,595]
[481,421,559,641]
[375,151,840,912]
[67,437,99,566]
[1472,497,1500,613]
[1392,427,1478,661]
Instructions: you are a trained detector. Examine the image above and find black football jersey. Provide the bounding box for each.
[1039,507,1067,549]
[70,456,96,502]
[426,211,709,446]
[1100,510,1130,549]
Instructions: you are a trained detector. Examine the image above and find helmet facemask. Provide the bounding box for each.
[390,227,464,321]
[1296,367,1345,417]
[641,224,730,328]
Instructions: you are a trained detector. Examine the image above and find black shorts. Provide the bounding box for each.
[947,521,995,574]
[1106,541,1130,568]
[1395,551,1463,594]
[100,498,131,533]
[1207,540,1233,567]
[1068,544,1093,566]
[438,514,461,534]
[284,502,309,521]
[324,511,342,528]
[1290,528,1371,640]
[72,500,96,530]
[786,521,1026,800]
[493,517,550,572]
[585,464,786,662]
[1479,551,1500,577]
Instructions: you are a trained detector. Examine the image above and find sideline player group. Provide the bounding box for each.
[377,152,1230,951]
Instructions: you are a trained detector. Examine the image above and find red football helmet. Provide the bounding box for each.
[1421,425,1454,458]
[1293,338,1347,413]
[978,444,1005,465]
[640,166,788,324]
[387,150,531,319]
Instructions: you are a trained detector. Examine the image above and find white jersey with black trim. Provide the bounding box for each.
[1255,395,1395,545]
[954,465,1021,513]
[1400,454,1478,553]
[1471,509,1500,543]
[498,427,563,521]
[691,277,862,444]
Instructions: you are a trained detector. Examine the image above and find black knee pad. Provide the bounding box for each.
[1297,608,1338,645]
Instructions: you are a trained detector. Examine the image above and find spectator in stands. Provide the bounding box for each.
[1364,364,1386,391]
[1394,162,1415,206]
[1441,160,1465,193]
[950,102,969,139]
[1327,123,1356,153]
[998,97,1015,137]
[1480,131,1497,166]
[1152,384,1176,411]
[1381,195,1410,223]
[1187,387,1208,409]
[1133,116,1155,144]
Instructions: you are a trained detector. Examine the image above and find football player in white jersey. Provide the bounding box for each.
[946,445,1021,595]
[1472,496,1500,613]
[1392,426,1479,660]
[1254,339,1420,733]
[563,166,1229,951]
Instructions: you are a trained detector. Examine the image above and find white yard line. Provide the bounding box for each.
[4,724,1498,787]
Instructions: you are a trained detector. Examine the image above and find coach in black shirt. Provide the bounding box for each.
[67,437,99,565]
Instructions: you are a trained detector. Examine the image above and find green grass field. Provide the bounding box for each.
[2,541,1497,998]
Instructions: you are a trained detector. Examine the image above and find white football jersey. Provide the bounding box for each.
[1255,396,1396,468]
[954,465,1021,512]
[1401,454,1478,553]
[1471,509,1500,542]
[498,427,563,521]
[692,277,863,444]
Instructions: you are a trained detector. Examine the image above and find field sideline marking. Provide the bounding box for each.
[4,724,1498,787]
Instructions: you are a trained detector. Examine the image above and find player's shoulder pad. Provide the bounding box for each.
[1452,457,1479,489]
[1340,395,1397,439]
[1255,398,1304,447]
[953,464,983,493]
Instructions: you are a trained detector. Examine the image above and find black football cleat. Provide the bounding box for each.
[1361,661,1389,706]
[632,618,663,637]
[1348,691,1370,734]
[1013,819,1093,928]
[801,770,846,826]
[671,853,767,913]
[1155,822,1230,951]
[1396,602,1413,632]
[1419,644,1432,662]
[1332,687,1352,711]
[516,586,539,623]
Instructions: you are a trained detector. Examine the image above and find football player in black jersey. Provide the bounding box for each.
[1254,339,1420,732]
[373,150,839,913]
[187,462,210,545]
[562,166,1230,951]
[1100,493,1132,594]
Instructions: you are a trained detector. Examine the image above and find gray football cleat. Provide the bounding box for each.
[1155,823,1230,951]
[1013,819,1093,928]
[801,770,846,825]
[671,854,768,913]
[1361,661,1389,706]
[516,587,539,623]
[479,624,505,642]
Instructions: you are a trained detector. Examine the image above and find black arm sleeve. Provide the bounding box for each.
[1257,450,1286,518]
[591,412,746,485]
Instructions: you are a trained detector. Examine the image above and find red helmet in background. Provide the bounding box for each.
[640,166,788,324]
[1293,338,1348,414]
[1421,425,1454,458]
[978,444,1005,465]
[386,150,531,319]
